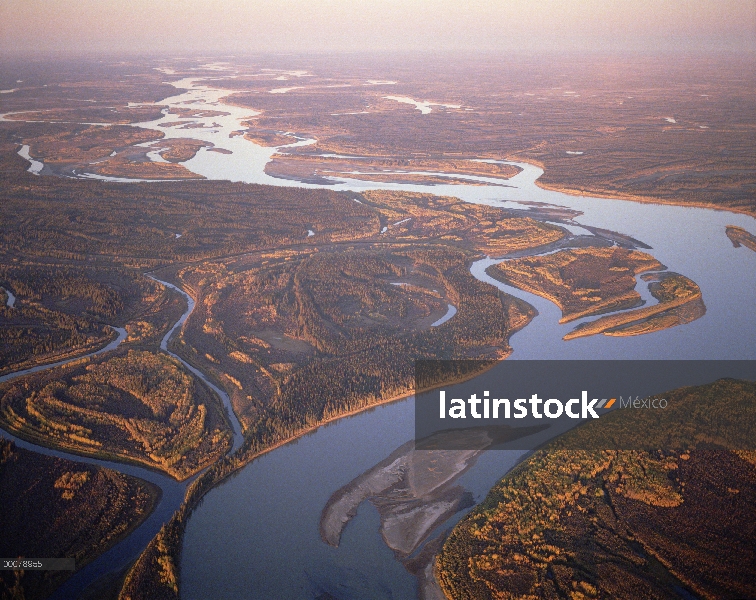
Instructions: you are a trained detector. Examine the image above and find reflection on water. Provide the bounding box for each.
[321,440,480,599]
[320,424,548,599]
[164,70,756,599]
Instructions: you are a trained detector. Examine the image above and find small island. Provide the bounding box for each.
[487,247,705,340]
[489,247,662,323]
[564,272,704,340]
[726,225,756,252]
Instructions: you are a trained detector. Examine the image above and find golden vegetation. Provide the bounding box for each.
[20,124,161,165]
[487,248,705,339]
[265,152,521,185]
[437,379,756,600]
[93,157,203,180]
[726,225,756,252]
[0,350,231,479]
[565,272,704,340]
[360,190,565,255]
[490,247,663,322]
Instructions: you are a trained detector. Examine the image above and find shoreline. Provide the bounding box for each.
[508,155,756,219]
[185,351,513,495]
[0,327,120,380]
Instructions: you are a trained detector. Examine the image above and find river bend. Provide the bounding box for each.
[7,73,756,599]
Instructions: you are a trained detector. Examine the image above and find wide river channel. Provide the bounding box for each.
[7,73,756,599]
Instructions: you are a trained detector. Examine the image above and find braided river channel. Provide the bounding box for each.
[5,74,756,599]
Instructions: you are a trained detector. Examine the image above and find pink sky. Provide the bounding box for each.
[1,0,754,55]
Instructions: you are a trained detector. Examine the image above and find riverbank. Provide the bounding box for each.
[119,387,422,600]
[0,437,162,600]
[514,155,756,219]
[0,326,122,379]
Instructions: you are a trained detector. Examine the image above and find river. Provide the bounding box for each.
[7,73,756,599]
[0,275,242,600]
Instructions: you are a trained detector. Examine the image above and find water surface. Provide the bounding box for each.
[10,73,756,599]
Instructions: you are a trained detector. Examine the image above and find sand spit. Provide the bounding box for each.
[726,225,756,253]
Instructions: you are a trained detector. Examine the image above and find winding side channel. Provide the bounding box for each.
[6,74,756,599]
[0,275,242,599]
[162,80,756,600]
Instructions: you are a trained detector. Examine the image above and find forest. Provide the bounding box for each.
[175,244,534,431]
[0,137,555,599]
[0,263,157,375]
[0,438,157,600]
[437,378,756,599]
[1,53,751,600]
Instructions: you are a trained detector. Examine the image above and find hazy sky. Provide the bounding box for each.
[1,0,754,56]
